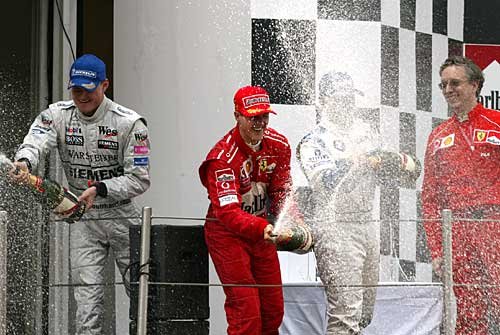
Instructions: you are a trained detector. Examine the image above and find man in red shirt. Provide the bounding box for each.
[422,56,500,334]
[199,86,292,335]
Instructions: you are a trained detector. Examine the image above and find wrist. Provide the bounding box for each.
[17,158,32,173]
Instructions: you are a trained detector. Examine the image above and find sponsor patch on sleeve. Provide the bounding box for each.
[133,157,149,166]
[32,128,47,135]
[134,145,150,154]
[134,130,148,143]
[218,194,238,207]
[215,168,237,197]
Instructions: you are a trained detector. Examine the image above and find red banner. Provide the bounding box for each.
[465,44,500,111]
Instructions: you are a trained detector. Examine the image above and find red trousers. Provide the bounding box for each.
[205,222,284,335]
[450,214,500,334]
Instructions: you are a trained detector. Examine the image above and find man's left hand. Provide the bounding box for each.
[78,187,97,210]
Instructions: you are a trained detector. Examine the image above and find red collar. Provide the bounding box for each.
[466,103,484,121]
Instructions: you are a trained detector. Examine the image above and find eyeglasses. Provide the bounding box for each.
[438,79,469,90]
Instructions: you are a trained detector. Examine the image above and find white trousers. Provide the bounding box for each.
[312,212,380,335]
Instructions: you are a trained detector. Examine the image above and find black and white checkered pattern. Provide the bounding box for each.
[250,0,465,283]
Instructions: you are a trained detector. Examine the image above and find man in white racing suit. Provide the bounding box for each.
[10,54,151,334]
[297,71,419,334]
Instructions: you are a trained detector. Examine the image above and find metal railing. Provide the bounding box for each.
[442,209,454,335]
[0,211,7,335]
[136,207,152,335]
[1,207,498,334]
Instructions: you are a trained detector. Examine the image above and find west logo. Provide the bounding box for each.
[134,132,148,142]
[98,126,118,137]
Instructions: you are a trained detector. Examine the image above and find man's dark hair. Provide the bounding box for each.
[439,56,484,97]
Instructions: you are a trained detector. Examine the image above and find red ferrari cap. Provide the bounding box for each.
[233,86,276,117]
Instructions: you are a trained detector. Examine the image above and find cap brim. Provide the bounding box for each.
[240,108,276,117]
[67,78,99,92]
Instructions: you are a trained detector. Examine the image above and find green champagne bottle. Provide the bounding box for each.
[27,174,86,222]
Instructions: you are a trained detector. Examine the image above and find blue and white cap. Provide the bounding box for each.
[68,54,106,92]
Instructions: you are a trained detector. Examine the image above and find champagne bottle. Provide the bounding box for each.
[26,174,86,222]
[272,224,314,254]
[0,156,86,222]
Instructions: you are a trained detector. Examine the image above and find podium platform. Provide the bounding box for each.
[279,282,443,335]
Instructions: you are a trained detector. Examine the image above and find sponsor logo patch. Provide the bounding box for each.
[215,168,235,182]
[134,146,149,155]
[133,157,149,166]
[66,126,81,134]
[71,69,97,78]
[219,194,238,207]
[66,135,84,146]
[134,131,148,143]
[486,133,500,145]
[98,140,119,150]
[215,168,237,197]
[258,158,276,174]
[239,158,253,191]
[69,166,124,181]
[116,106,132,115]
[41,115,53,126]
[243,94,270,108]
[433,133,455,153]
[474,129,487,142]
[32,128,46,135]
[98,126,118,137]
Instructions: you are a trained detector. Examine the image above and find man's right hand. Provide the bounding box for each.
[9,161,30,184]
[263,224,275,242]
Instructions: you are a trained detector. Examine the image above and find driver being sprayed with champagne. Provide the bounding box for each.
[199,86,294,335]
[297,71,420,334]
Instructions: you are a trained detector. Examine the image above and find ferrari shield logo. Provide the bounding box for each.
[474,129,487,142]
[259,159,267,172]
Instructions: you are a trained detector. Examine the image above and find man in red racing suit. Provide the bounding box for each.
[199,86,291,335]
[422,56,500,334]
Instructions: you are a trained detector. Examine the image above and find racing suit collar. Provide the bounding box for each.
[451,102,483,123]
[77,96,111,123]
[233,126,265,155]
[466,102,484,121]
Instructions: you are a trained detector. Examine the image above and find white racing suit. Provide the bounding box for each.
[297,119,380,335]
[15,97,151,334]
